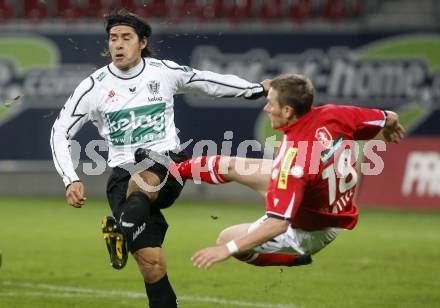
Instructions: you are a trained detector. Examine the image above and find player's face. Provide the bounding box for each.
[109,25,147,71]
[264,88,291,129]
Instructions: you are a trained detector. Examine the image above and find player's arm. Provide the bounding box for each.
[341,105,405,142]
[50,77,94,208]
[232,217,289,252]
[191,216,288,269]
[162,60,268,99]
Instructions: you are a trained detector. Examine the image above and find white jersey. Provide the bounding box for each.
[51,57,264,187]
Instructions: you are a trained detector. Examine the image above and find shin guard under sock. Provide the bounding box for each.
[145,274,178,308]
[175,156,230,184]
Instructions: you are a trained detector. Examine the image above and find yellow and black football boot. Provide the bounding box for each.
[101,216,128,270]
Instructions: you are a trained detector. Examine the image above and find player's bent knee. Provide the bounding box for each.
[225,156,236,175]
[215,156,233,178]
[127,176,159,201]
[120,191,156,252]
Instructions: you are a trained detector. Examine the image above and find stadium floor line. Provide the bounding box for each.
[0,281,300,308]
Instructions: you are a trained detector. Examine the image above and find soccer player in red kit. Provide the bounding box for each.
[187,74,405,269]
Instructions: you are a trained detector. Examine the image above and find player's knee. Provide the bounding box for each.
[133,249,167,283]
[225,156,235,174]
[216,156,234,178]
[127,176,159,201]
[225,157,248,178]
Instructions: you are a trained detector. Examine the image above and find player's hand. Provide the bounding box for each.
[383,122,405,143]
[382,111,406,143]
[191,245,231,270]
[66,181,87,208]
[260,79,271,96]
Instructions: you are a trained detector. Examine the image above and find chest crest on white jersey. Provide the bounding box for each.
[147,80,160,95]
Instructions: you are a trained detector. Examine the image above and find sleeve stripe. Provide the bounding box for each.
[284,193,296,219]
[266,212,289,220]
[266,193,296,220]
[51,76,94,184]
[161,60,187,72]
[66,76,95,136]
[50,126,71,184]
[187,75,262,91]
[362,119,386,127]
[66,115,87,138]
[161,60,263,92]
[207,156,220,184]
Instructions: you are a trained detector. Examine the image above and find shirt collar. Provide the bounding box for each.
[108,58,145,79]
[278,107,315,133]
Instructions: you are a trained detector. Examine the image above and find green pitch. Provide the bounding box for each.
[0,197,439,308]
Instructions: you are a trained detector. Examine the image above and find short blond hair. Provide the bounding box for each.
[270,74,314,116]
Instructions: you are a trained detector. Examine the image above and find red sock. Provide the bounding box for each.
[239,253,311,267]
[174,156,230,184]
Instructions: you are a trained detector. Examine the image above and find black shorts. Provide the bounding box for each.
[106,150,188,246]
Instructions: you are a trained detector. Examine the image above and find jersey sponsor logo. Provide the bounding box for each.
[315,126,333,149]
[105,103,166,146]
[148,61,162,68]
[108,90,115,98]
[96,71,107,82]
[148,96,163,102]
[321,136,344,164]
[277,147,298,189]
[147,80,160,95]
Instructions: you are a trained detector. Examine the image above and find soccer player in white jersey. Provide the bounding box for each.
[50,9,268,308]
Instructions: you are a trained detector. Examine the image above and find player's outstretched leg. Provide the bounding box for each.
[134,149,230,184]
[133,149,271,195]
[101,215,128,269]
[177,156,271,195]
[123,173,178,308]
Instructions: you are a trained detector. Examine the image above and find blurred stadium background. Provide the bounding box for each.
[1,1,439,307]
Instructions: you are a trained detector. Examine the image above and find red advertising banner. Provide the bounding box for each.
[358,138,440,209]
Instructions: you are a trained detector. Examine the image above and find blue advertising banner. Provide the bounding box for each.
[0,31,439,161]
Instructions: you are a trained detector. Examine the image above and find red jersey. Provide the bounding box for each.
[265,104,386,230]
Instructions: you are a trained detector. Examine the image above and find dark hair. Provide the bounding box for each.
[270,74,314,116]
[105,9,152,58]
